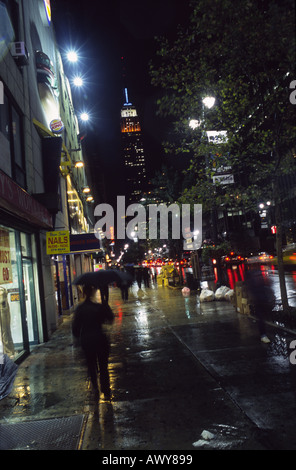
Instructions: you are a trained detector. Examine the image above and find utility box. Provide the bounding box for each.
[235,281,250,313]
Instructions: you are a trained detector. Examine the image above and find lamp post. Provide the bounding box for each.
[189,96,223,287]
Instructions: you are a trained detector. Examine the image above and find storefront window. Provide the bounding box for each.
[0,227,24,358]
[0,225,40,361]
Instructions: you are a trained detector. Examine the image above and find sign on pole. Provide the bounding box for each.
[46,230,70,255]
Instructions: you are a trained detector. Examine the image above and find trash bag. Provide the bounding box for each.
[182,287,190,297]
[200,289,215,302]
[224,289,234,302]
[215,285,231,300]
[0,354,18,400]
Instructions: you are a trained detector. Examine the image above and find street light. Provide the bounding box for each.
[67,50,78,63]
[80,112,89,122]
[189,119,201,130]
[189,96,215,130]
[73,76,83,87]
[202,96,215,109]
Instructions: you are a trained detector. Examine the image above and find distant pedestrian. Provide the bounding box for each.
[135,268,143,289]
[245,268,275,343]
[143,267,150,287]
[100,284,109,304]
[120,280,129,301]
[72,285,114,400]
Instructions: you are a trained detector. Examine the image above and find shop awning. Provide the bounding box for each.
[0,169,53,229]
[70,233,101,254]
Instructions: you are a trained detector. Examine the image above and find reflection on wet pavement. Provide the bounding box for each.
[1,282,296,450]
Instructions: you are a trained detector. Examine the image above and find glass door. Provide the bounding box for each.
[20,233,39,347]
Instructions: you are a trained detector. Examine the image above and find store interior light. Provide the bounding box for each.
[74,161,84,168]
[82,186,90,193]
[86,195,94,202]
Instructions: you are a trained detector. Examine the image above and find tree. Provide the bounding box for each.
[150,0,296,310]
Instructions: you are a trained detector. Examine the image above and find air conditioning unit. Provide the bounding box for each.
[11,42,29,66]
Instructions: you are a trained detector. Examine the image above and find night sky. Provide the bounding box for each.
[52,0,191,204]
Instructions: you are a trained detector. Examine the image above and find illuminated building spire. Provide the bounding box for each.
[124,88,132,106]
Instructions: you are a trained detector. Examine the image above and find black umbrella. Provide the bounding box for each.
[73,269,133,288]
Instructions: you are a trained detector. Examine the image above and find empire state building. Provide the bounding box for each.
[120,89,147,203]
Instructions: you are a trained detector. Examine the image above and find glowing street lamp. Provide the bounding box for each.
[67,50,78,63]
[202,96,215,109]
[80,112,89,122]
[189,97,215,130]
[189,119,201,130]
[73,76,83,87]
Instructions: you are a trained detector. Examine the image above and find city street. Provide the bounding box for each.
[213,264,296,307]
[1,280,296,451]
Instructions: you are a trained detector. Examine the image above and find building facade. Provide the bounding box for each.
[0,0,97,363]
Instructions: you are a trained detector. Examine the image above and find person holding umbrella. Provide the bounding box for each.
[72,284,114,400]
[100,284,109,304]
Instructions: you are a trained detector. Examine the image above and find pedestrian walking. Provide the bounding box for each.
[72,285,114,400]
[120,280,129,301]
[135,267,143,289]
[142,267,150,287]
[100,284,109,303]
[244,268,275,343]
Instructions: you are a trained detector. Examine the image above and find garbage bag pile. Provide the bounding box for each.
[0,354,18,400]
[215,285,234,301]
[199,286,234,302]
[199,289,215,302]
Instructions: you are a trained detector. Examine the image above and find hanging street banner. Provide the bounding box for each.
[46,230,70,255]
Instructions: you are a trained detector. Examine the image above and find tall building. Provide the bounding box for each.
[120,89,147,203]
[0,0,99,362]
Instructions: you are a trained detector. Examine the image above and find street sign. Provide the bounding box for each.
[212,174,234,185]
[46,230,70,255]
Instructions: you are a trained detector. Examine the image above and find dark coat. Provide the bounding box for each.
[245,270,275,307]
[72,299,114,350]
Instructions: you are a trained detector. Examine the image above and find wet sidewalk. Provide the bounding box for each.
[1,283,296,450]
